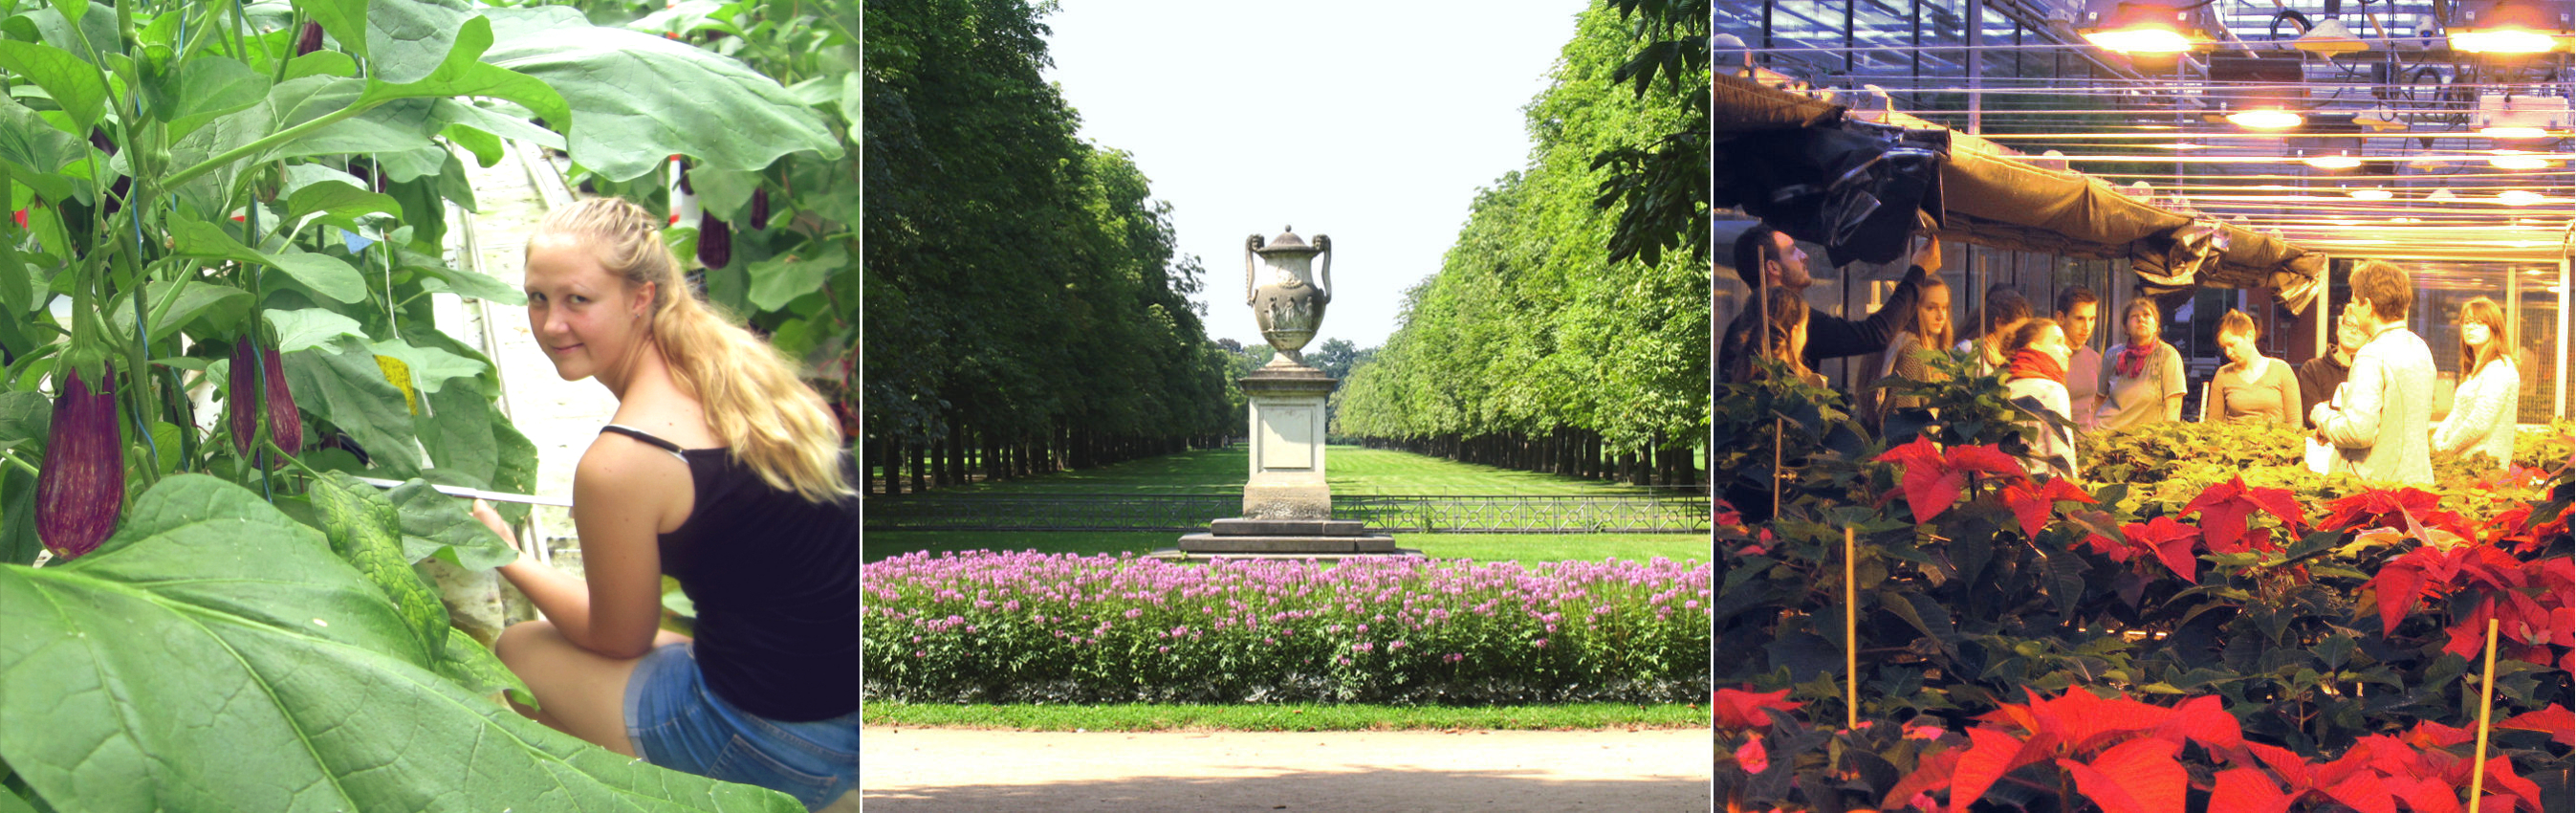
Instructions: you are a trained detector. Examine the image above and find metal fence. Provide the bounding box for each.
[865,494,1711,534]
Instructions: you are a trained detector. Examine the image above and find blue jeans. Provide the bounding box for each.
[624,643,861,810]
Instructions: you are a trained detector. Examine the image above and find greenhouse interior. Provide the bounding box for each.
[1714,1,2573,811]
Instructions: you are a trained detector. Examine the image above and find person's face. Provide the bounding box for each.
[525,235,656,384]
[2217,330,2258,366]
[2034,325,2073,368]
[2462,320,2493,349]
[2059,301,2098,347]
[1767,232,1813,291]
[2334,308,2365,353]
[2344,298,2389,334]
[1919,286,1951,339]
[2127,306,2158,343]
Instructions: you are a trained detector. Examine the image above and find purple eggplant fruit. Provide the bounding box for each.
[698,209,731,269]
[229,337,302,463]
[749,188,770,229]
[35,367,122,560]
[296,21,324,56]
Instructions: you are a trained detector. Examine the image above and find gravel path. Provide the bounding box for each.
[861,727,1711,812]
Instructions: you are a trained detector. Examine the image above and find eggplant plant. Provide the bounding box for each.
[0,0,838,807]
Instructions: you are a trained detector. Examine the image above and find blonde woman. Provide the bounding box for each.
[471,198,860,808]
[2208,309,2300,427]
[2432,297,2521,467]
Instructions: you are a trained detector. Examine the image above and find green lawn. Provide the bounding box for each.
[884,445,1679,496]
[861,701,1707,732]
[862,531,1709,563]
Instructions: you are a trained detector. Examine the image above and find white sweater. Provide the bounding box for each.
[2003,377,2080,480]
[2433,359,2521,466]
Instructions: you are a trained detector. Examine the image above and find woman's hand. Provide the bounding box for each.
[471,499,523,562]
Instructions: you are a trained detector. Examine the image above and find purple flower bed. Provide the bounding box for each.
[862,551,1713,704]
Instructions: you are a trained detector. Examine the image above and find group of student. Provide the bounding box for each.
[1722,224,2525,487]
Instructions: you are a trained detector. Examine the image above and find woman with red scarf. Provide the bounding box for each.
[2095,297,2185,431]
[2001,319,2082,480]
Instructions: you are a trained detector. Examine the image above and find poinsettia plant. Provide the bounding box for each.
[1716,367,2574,811]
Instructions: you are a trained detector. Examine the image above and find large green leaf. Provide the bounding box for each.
[281,337,424,476]
[367,336,485,395]
[280,164,404,225]
[397,243,522,304]
[0,99,84,201]
[357,15,568,128]
[383,477,513,569]
[167,216,369,304]
[746,243,844,312]
[0,41,106,134]
[482,7,840,181]
[108,281,252,342]
[269,248,371,304]
[264,307,369,354]
[150,55,272,141]
[0,468,36,567]
[421,385,498,489]
[0,474,801,812]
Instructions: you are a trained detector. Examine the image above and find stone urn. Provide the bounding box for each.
[1245,227,1331,366]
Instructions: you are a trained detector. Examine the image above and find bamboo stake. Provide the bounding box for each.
[1845,525,1860,731]
[1772,419,1784,517]
[2468,617,2500,813]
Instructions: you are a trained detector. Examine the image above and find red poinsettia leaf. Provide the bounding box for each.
[1713,688,1802,730]
[1946,727,2030,813]
[2037,688,2176,752]
[2370,562,2428,635]
[1874,434,1942,468]
[1945,444,2028,478]
[2043,477,2098,504]
[2355,735,2426,778]
[2000,480,2053,539]
[2403,720,2477,749]
[2390,776,2461,813]
[2320,773,2400,813]
[2154,534,2200,583]
[2179,477,2245,522]
[1902,468,1971,525]
[2498,705,2575,747]
[2057,737,2186,813]
[1882,744,1964,811]
[2482,753,2543,812]
[2151,694,2243,751]
[2440,602,2496,660]
[2242,742,2314,791]
[2210,768,2295,813]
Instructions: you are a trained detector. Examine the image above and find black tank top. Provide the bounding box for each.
[600,426,862,721]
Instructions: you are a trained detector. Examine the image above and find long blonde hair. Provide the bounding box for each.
[533,198,853,502]
[2456,297,2509,376]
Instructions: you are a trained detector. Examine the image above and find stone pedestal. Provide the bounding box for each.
[1153,363,1418,562]
[1241,363,1335,519]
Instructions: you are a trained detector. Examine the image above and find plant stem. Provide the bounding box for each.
[163,101,381,191]
[0,448,38,477]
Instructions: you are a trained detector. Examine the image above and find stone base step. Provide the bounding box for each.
[1174,534,1399,553]
[1208,518,1369,537]
[1146,547,1425,563]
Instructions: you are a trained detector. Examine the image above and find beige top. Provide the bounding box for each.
[2433,358,2521,467]
[2213,357,2301,427]
[2312,325,2437,485]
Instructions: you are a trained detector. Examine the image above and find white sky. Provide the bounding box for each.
[1040,1,1589,350]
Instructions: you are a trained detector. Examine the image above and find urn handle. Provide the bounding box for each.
[1243,233,1264,305]
[1312,234,1332,303]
